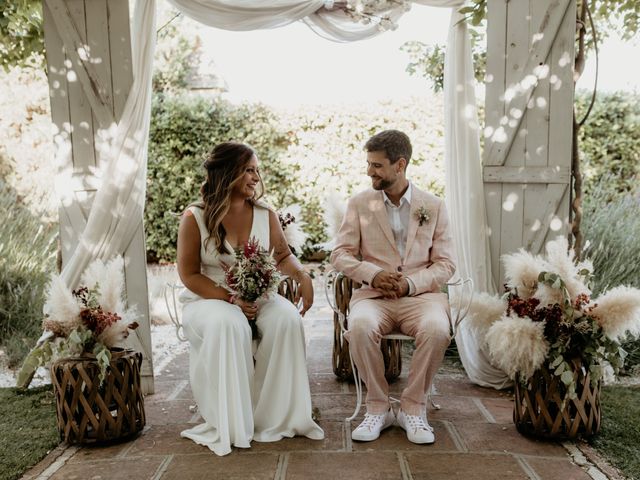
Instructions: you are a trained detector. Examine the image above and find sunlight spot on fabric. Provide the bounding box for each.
[536,96,547,108]
[550,217,563,231]
[509,108,523,119]
[66,70,78,82]
[463,104,475,119]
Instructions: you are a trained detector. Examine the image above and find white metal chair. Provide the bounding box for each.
[324,270,473,421]
[163,278,300,345]
[164,282,188,342]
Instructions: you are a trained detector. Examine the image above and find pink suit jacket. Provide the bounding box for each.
[330,186,456,305]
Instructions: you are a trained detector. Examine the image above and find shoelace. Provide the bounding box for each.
[358,413,386,431]
[404,413,434,433]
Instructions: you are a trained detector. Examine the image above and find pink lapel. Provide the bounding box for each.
[403,189,423,263]
[371,192,397,251]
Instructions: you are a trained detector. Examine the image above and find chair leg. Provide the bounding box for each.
[428,384,441,410]
[347,352,363,422]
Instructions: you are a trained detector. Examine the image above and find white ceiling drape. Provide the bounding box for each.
[59,0,508,388]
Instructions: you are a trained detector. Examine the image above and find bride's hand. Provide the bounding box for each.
[293,270,314,316]
[233,297,258,320]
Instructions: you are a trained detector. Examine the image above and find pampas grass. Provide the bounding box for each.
[44,256,138,348]
[42,276,81,336]
[466,292,506,338]
[543,236,591,301]
[280,204,308,251]
[485,315,549,380]
[79,256,126,313]
[503,249,546,299]
[590,286,640,342]
[322,193,347,250]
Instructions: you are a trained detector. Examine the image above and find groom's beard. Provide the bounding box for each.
[371,178,393,190]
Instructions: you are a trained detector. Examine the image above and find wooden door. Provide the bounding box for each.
[484,0,576,288]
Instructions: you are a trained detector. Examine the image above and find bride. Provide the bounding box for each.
[176,141,324,456]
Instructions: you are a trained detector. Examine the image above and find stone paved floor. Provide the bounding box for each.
[23,280,613,480]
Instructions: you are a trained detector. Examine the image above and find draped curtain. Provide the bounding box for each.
[59,0,509,388]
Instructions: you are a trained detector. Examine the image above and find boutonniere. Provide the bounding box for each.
[416,206,430,227]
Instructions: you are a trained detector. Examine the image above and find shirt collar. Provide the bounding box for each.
[383,182,412,207]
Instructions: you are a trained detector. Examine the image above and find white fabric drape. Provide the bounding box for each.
[442,8,511,388]
[60,0,157,288]
[60,0,509,387]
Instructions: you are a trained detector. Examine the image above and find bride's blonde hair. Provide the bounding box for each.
[199,142,264,254]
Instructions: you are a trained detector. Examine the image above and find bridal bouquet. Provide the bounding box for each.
[223,237,281,339]
[17,257,139,388]
[467,237,640,402]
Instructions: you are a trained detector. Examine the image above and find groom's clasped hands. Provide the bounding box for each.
[372,271,410,299]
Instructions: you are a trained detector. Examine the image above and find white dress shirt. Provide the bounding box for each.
[382,183,416,295]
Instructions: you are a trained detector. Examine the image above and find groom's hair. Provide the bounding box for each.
[364,130,412,168]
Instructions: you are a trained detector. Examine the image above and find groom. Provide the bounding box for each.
[330,130,456,444]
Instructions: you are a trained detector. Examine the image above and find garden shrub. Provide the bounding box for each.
[145,94,446,262]
[0,180,57,366]
[582,176,640,371]
[577,90,640,196]
[276,95,446,250]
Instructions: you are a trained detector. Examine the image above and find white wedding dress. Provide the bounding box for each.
[179,204,324,456]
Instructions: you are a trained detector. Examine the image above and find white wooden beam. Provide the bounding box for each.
[483,166,570,183]
[527,183,569,253]
[44,0,115,129]
[485,0,572,167]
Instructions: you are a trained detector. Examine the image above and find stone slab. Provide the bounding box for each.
[405,452,528,480]
[286,452,402,479]
[525,457,592,480]
[49,456,166,480]
[455,423,567,457]
[161,452,280,480]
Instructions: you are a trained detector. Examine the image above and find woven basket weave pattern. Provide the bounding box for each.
[514,361,601,440]
[51,349,146,444]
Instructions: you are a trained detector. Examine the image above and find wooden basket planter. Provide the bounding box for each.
[514,360,601,440]
[51,349,145,444]
[331,273,402,382]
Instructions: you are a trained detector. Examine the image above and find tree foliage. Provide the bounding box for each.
[405,0,639,92]
[0,0,44,71]
[400,27,486,93]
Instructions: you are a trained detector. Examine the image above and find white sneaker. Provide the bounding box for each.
[351,409,395,442]
[397,410,435,444]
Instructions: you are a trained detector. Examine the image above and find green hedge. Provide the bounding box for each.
[577,90,640,196]
[145,95,446,261]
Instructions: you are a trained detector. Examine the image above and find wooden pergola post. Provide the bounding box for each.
[42,0,155,394]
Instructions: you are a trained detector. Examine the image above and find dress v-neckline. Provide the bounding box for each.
[224,205,256,252]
